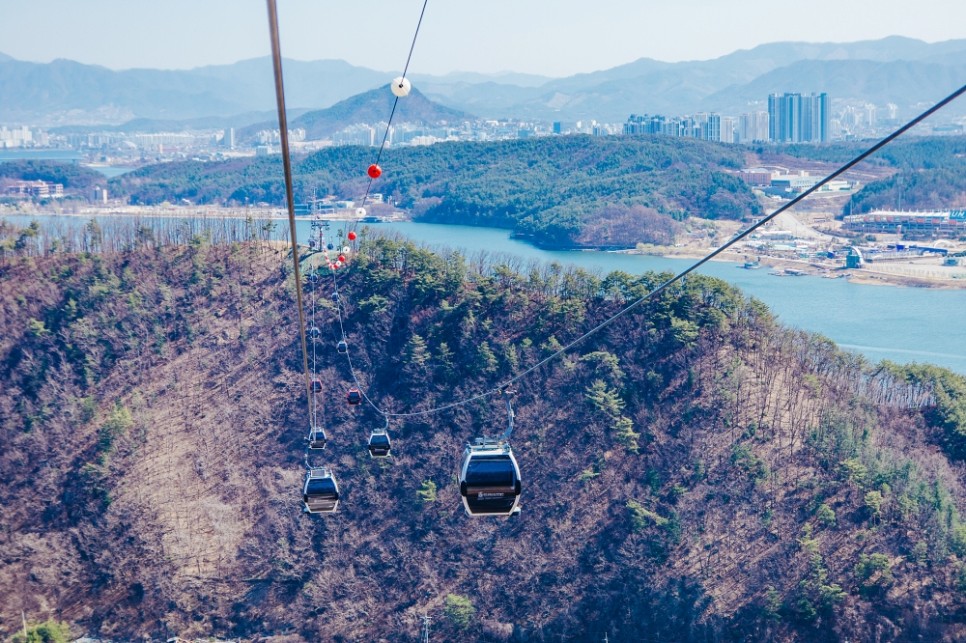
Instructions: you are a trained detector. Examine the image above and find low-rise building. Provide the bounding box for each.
[737,167,773,186]
[5,180,64,198]
[844,210,966,237]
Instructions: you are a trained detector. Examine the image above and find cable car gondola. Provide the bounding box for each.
[311,378,322,392]
[337,339,348,354]
[302,467,340,514]
[458,389,521,516]
[458,438,521,517]
[347,388,362,405]
[367,426,392,458]
[306,426,327,450]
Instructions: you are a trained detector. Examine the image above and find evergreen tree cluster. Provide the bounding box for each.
[0,223,964,641]
[109,135,761,248]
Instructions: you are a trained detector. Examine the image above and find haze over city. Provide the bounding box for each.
[4,0,965,76]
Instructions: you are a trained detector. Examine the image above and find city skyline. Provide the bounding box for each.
[2,0,964,78]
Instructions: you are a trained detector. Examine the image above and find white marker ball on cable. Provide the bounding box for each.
[390,76,412,97]
[342,246,351,254]
[356,207,366,217]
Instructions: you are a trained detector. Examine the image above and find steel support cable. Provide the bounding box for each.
[359,96,400,209]
[332,82,966,421]
[356,0,431,220]
[330,274,380,410]
[328,260,487,417]
[327,0,432,413]
[310,269,319,429]
[267,0,314,425]
[400,0,430,81]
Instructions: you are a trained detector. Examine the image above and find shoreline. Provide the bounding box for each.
[624,246,966,290]
[4,206,965,290]
[1,204,344,222]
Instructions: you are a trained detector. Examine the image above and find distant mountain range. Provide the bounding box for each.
[1,36,964,128]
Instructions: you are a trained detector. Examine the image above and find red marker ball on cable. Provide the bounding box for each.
[338,254,346,263]
[348,231,357,241]
[367,164,382,179]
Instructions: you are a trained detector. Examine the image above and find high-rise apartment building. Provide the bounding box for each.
[739,111,770,143]
[704,113,721,142]
[720,116,737,144]
[768,92,829,143]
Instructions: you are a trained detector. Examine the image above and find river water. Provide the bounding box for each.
[4,214,964,375]
[363,221,966,376]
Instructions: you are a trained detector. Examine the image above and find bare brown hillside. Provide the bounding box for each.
[1,232,965,642]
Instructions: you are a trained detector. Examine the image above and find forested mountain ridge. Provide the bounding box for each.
[6,135,963,234]
[2,222,966,641]
[111,134,760,248]
[105,134,966,250]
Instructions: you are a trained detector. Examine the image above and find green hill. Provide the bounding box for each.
[0,160,105,192]
[1,221,965,641]
[760,135,966,216]
[110,134,761,249]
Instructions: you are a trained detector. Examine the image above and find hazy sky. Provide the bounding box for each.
[4,0,964,77]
